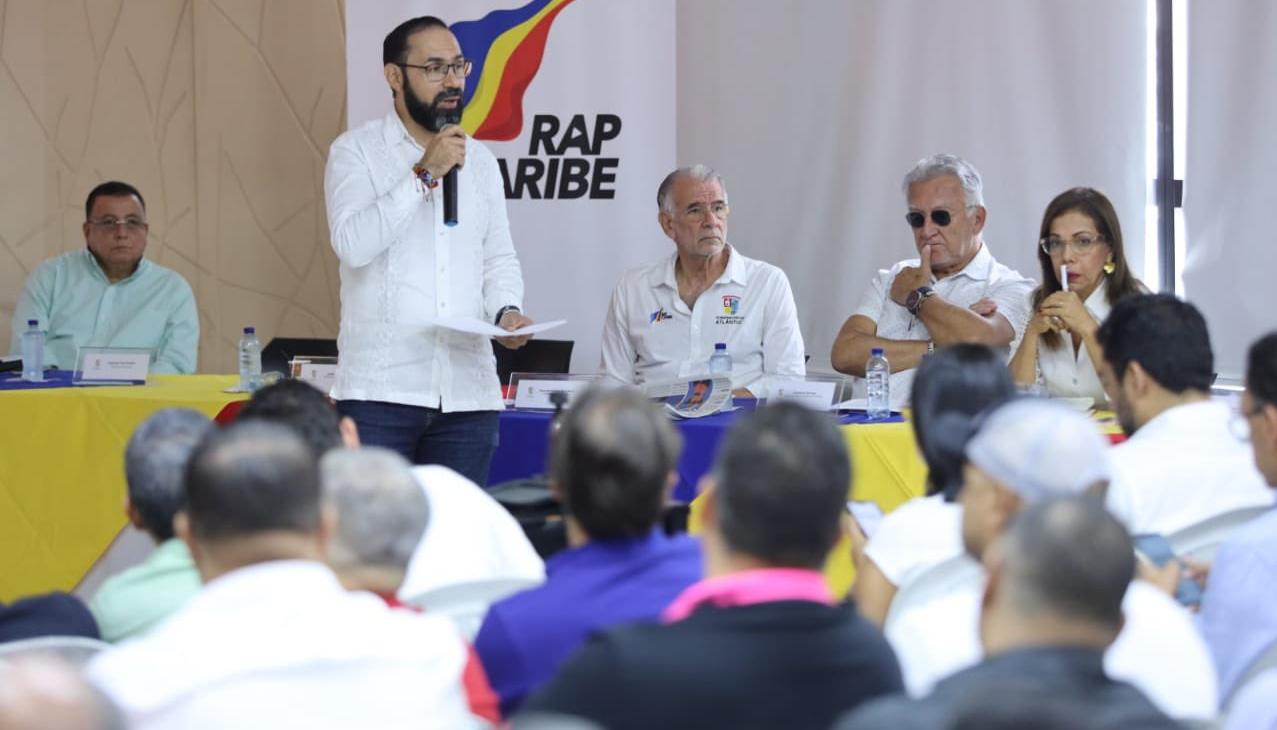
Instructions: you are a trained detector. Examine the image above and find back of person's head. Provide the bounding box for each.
[910,344,1016,500]
[997,496,1133,633]
[1096,293,1214,394]
[966,398,1111,502]
[320,447,429,575]
[550,387,681,540]
[124,408,212,541]
[711,402,850,569]
[237,379,343,458]
[183,421,320,542]
[1249,332,1277,409]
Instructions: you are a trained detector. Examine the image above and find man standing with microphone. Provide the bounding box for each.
[324,16,534,486]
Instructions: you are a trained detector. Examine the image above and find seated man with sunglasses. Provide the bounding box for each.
[831,154,1033,407]
[9,181,199,374]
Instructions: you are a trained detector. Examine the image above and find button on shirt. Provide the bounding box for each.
[10,250,198,373]
[852,243,1033,407]
[599,246,806,397]
[324,112,523,412]
[1106,400,1275,536]
[1035,279,1111,404]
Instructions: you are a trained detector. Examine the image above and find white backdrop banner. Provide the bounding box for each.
[1183,0,1277,381]
[346,0,676,372]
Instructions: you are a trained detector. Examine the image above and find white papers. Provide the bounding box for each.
[645,376,733,418]
[771,380,840,410]
[834,397,869,411]
[426,315,566,338]
[847,501,885,538]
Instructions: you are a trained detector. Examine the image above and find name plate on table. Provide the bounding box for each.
[509,373,600,410]
[289,357,338,390]
[73,347,152,385]
[770,376,845,411]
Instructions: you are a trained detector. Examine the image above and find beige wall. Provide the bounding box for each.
[0,0,346,373]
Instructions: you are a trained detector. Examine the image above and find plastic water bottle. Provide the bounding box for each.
[20,320,44,382]
[238,326,262,391]
[709,342,732,376]
[866,347,891,420]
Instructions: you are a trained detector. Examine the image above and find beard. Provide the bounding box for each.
[404,83,464,132]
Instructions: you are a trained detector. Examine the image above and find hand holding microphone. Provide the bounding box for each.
[417,119,466,226]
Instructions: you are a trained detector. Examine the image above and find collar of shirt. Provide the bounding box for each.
[546,528,675,576]
[654,244,749,293]
[931,241,994,285]
[79,249,151,286]
[661,567,833,623]
[381,110,423,152]
[1081,278,1112,320]
[1131,398,1228,443]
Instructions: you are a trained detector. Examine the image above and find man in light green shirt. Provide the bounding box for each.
[9,181,198,374]
[90,408,209,642]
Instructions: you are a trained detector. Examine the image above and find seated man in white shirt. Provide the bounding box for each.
[1096,294,1273,536]
[885,399,1219,721]
[86,422,483,729]
[830,154,1033,407]
[599,165,806,398]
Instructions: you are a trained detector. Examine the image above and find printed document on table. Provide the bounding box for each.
[425,316,566,338]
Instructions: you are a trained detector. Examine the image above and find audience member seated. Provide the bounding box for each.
[1097,294,1273,535]
[885,398,1219,720]
[851,343,1016,626]
[0,593,98,643]
[839,496,1179,730]
[86,422,482,729]
[236,379,543,596]
[1195,332,1277,703]
[474,387,702,715]
[831,153,1033,407]
[1009,187,1146,405]
[320,447,499,725]
[0,656,126,730]
[9,181,198,374]
[90,409,210,642]
[521,402,902,730]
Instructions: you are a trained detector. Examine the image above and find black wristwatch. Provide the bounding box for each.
[905,286,935,316]
[494,305,521,325]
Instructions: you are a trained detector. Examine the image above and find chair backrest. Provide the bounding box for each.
[1168,505,1273,562]
[1225,637,1277,710]
[403,577,543,640]
[493,339,574,388]
[261,337,338,375]
[884,554,984,631]
[0,636,111,666]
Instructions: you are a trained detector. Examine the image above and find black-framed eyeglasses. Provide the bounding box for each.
[398,59,473,82]
[1040,234,1106,256]
[906,209,957,229]
[87,217,148,233]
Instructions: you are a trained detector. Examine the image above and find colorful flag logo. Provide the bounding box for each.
[722,295,740,315]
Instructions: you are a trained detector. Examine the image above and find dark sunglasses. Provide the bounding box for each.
[906,210,955,228]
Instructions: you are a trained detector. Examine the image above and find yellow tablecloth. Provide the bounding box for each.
[689,419,930,596]
[0,375,244,601]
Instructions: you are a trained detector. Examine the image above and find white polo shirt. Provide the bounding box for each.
[599,246,806,397]
[1035,279,1111,405]
[853,243,1033,407]
[863,494,964,587]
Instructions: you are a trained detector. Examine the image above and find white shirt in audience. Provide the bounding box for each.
[399,465,545,600]
[886,578,1219,720]
[1106,400,1274,536]
[86,560,482,730]
[863,494,964,586]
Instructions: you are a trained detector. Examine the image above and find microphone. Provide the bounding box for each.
[440,114,462,227]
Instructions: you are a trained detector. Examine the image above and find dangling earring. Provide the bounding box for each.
[1103,260,1116,275]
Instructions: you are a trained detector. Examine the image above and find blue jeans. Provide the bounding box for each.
[335,400,501,486]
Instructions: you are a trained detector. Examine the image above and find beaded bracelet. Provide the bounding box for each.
[413,163,439,190]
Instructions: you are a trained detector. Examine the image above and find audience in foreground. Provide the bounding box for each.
[520,402,902,729]
[0,656,125,730]
[1194,331,1277,705]
[1098,294,1273,535]
[475,387,702,715]
[840,496,1178,730]
[0,592,98,643]
[885,398,1218,719]
[852,343,1015,626]
[90,408,210,642]
[86,422,483,729]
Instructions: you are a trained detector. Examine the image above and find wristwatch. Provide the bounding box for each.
[906,286,935,316]
[494,305,521,325]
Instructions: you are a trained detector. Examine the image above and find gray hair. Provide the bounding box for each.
[902,153,985,208]
[320,447,429,573]
[656,164,728,214]
[124,408,213,541]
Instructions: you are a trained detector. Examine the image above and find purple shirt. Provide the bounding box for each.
[474,529,702,715]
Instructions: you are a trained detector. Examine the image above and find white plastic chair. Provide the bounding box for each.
[1168,506,1272,562]
[0,636,110,666]
[403,577,542,640]
[883,554,983,632]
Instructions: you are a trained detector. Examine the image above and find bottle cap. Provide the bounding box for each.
[243,326,256,334]
[27,319,38,327]
[714,342,727,351]
[871,347,884,356]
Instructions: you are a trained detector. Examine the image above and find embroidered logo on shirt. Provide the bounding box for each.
[650,307,672,323]
[722,295,740,314]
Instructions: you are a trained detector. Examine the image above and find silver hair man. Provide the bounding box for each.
[656,164,729,214]
[124,408,213,543]
[901,153,985,208]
